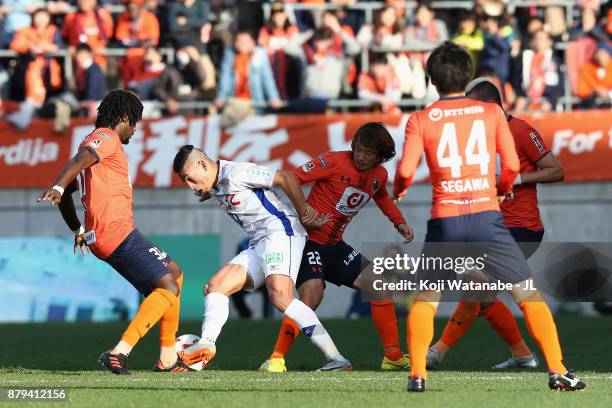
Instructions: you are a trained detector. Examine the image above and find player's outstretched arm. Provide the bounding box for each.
[37,148,98,206]
[273,169,330,229]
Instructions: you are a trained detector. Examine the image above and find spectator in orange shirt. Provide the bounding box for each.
[115,0,160,87]
[577,42,612,107]
[258,2,300,99]
[9,8,63,106]
[61,0,113,70]
[357,53,402,114]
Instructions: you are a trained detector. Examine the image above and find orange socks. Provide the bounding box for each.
[480,299,532,357]
[519,301,566,374]
[408,301,437,379]
[160,273,183,347]
[371,300,403,360]
[121,288,177,347]
[270,317,300,359]
[439,300,481,348]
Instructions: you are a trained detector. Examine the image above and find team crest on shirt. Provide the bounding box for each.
[302,162,315,173]
[529,132,545,153]
[89,139,102,149]
[372,179,380,193]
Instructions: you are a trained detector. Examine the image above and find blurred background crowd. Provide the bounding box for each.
[0,0,610,130]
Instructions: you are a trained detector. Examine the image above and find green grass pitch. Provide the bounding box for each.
[0,316,610,407]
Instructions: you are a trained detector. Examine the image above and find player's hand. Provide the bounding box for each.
[397,223,414,244]
[393,195,402,203]
[74,234,90,256]
[37,189,62,206]
[300,204,332,230]
[498,195,507,204]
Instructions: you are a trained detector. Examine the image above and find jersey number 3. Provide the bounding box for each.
[436,120,490,178]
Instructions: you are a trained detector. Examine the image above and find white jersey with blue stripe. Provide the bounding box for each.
[211,160,306,244]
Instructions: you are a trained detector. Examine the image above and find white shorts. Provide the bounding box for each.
[229,232,306,292]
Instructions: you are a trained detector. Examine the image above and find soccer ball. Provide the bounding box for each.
[175,334,203,371]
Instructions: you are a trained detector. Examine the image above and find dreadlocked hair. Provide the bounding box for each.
[95,90,143,129]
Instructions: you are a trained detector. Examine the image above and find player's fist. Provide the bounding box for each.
[397,223,414,244]
[37,189,62,206]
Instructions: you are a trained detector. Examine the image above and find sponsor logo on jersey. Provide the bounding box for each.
[247,167,273,178]
[336,187,369,215]
[529,132,545,153]
[318,154,328,167]
[89,139,102,149]
[372,179,380,193]
[302,162,315,173]
[428,105,484,122]
[97,132,112,141]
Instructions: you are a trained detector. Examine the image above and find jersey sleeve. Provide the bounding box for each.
[80,130,118,163]
[495,108,519,195]
[374,177,406,227]
[394,113,424,198]
[518,123,550,163]
[294,152,337,185]
[231,163,276,190]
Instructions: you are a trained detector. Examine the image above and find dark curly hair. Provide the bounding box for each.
[95,90,143,129]
[351,122,396,163]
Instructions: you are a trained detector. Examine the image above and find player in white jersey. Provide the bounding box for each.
[172,145,352,371]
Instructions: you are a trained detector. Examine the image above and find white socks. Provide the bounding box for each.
[200,292,229,343]
[284,299,341,360]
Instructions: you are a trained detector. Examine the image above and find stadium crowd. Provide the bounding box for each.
[0,0,610,130]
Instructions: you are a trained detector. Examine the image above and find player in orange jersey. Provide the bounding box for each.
[394,42,584,392]
[37,90,190,374]
[259,123,414,372]
[426,77,566,371]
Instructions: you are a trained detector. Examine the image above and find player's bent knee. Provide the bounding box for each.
[267,288,293,312]
[207,264,248,296]
[154,273,180,296]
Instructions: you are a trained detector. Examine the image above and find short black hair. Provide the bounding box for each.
[426,41,473,95]
[173,145,194,174]
[466,79,503,107]
[313,28,333,42]
[351,122,395,162]
[76,43,92,54]
[95,90,143,129]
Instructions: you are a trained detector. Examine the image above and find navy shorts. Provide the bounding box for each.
[509,227,544,259]
[296,240,370,288]
[105,229,172,295]
[421,211,531,284]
